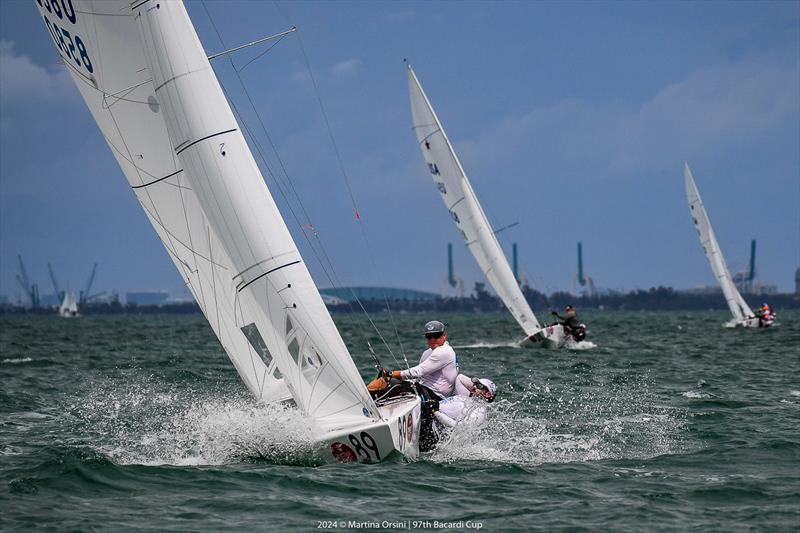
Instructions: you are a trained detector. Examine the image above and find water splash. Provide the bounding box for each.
[66,376,320,466]
[430,373,686,466]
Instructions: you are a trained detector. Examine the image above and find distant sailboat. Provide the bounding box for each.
[407,64,578,348]
[683,163,771,328]
[36,0,420,462]
[58,291,79,318]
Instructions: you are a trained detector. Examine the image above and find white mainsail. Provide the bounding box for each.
[683,163,753,323]
[407,65,542,337]
[36,0,380,425]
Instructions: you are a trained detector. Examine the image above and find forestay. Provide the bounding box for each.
[407,65,542,337]
[36,0,379,425]
[683,163,753,321]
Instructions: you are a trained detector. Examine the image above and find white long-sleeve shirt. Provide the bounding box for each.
[399,342,458,397]
[454,373,473,397]
[434,395,487,428]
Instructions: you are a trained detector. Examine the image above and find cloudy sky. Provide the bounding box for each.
[1,0,798,302]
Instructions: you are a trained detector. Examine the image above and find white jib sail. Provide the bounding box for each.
[36,0,379,425]
[59,291,78,316]
[683,163,753,321]
[408,65,542,337]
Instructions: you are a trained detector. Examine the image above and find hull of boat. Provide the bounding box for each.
[318,396,421,463]
[725,317,775,329]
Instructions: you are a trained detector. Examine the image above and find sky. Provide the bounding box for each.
[1,0,798,302]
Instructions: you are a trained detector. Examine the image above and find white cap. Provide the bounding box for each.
[472,377,497,399]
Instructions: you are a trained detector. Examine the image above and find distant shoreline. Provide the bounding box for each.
[2,287,797,315]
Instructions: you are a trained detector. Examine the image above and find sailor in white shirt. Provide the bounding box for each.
[434,376,497,429]
[388,320,458,399]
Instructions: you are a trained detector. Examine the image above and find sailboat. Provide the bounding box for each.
[683,163,768,328]
[407,64,577,348]
[36,0,420,462]
[58,291,79,318]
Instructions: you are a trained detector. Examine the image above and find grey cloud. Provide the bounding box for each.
[0,40,73,104]
[464,55,799,180]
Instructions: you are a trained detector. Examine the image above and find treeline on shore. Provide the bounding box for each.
[2,285,798,315]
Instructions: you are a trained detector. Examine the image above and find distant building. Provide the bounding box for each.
[750,282,777,295]
[796,267,800,295]
[679,285,723,295]
[126,290,169,306]
[319,287,439,303]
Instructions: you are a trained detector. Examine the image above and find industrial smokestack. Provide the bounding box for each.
[512,243,519,284]
[447,243,456,288]
[747,239,756,282]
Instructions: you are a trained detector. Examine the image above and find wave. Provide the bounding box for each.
[2,357,33,364]
[682,390,713,399]
[453,341,523,350]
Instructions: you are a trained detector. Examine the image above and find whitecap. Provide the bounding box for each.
[2,357,32,364]
[682,390,712,399]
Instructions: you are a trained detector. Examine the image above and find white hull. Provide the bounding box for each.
[318,396,421,463]
[725,317,775,329]
[528,324,596,350]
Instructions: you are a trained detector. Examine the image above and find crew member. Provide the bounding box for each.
[386,320,458,399]
[434,377,497,429]
[756,303,774,327]
[552,304,579,334]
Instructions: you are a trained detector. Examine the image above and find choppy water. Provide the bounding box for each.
[1,310,798,531]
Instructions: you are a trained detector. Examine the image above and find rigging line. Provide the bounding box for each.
[232,86,404,368]
[207,27,297,61]
[200,1,402,369]
[291,24,410,369]
[236,33,289,72]
[204,20,400,366]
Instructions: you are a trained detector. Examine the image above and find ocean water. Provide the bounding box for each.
[1,310,798,531]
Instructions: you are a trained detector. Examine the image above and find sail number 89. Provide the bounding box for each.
[348,432,380,462]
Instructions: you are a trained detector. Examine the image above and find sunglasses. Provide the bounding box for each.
[425,332,444,340]
[471,377,488,391]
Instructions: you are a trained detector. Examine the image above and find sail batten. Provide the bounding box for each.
[408,65,542,336]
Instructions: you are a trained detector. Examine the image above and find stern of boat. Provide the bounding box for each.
[317,396,421,464]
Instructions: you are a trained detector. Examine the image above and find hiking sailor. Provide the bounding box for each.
[755,303,775,327]
[551,304,578,333]
[434,376,497,429]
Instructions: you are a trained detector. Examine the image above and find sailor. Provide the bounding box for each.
[756,303,774,327]
[551,304,579,335]
[387,320,458,400]
[454,373,475,397]
[434,377,497,429]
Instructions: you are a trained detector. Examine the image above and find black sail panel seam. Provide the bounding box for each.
[176,129,237,155]
[237,260,301,292]
[131,168,183,189]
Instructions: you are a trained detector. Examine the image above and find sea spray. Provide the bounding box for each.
[66,374,320,466]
